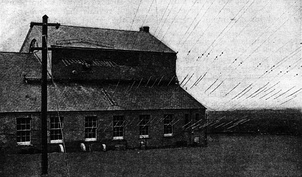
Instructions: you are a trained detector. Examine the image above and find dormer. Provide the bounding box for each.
[20,25,177,83]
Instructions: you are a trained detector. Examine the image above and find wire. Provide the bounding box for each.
[161,0,187,40]
[280,95,297,105]
[224,83,241,97]
[209,81,224,95]
[176,0,210,46]
[231,84,253,100]
[274,86,296,100]
[204,79,218,93]
[182,73,194,87]
[246,82,269,98]
[142,0,156,26]
[204,0,272,60]
[196,0,294,85]
[130,0,143,30]
[258,47,301,78]
[155,0,176,36]
[265,89,282,100]
[203,14,299,109]
[188,0,254,55]
[286,88,302,98]
[190,72,207,89]
[179,0,218,48]
[154,0,172,34]
[173,0,199,38]
[235,12,296,68]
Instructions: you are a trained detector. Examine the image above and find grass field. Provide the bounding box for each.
[207,110,302,135]
[1,134,302,177]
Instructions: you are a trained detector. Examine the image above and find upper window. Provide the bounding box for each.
[195,113,200,121]
[50,116,63,143]
[16,117,31,145]
[85,116,97,141]
[29,39,37,53]
[164,114,173,137]
[113,116,124,140]
[184,114,190,128]
[139,115,150,138]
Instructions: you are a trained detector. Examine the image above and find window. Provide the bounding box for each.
[195,113,200,121]
[82,60,93,72]
[85,116,97,141]
[113,116,124,140]
[16,117,31,145]
[50,116,63,143]
[164,114,173,137]
[139,115,150,138]
[194,136,200,144]
[184,114,190,127]
[29,39,36,53]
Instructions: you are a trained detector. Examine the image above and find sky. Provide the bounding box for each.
[0,0,301,111]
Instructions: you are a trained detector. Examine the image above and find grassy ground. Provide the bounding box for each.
[207,110,302,135]
[1,134,302,177]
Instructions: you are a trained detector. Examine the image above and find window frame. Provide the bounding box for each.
[195,113,200,121]
[16,117,31,145]
[163,114,173,137]
[139,115,150,139]
[50,116,63,144]
[84,116,98,142]
[113,115,124,140]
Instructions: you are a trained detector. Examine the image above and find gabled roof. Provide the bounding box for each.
[20,25,176,53]
[0,52,204,112]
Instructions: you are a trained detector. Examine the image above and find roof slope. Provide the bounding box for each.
[0,52,204,112]
[20,25,176,53]
[0,52,42,112]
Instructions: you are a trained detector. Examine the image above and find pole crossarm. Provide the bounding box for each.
[30,47,55,52]
[30,22,60,29]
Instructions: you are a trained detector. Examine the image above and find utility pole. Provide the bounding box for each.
[30,15,60,175]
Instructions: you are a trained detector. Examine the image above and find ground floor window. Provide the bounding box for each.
[113,115,124,140]
[85,116,97,141]
[184,114,190,128]
[50,116,63,143]
[139,115,150,138]
[195,113,200,121]
[164,114,173,137]
[16,117,31,145]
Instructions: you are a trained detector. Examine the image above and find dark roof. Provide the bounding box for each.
[20,25,176,53]
[0,52,41,112]
[46,83,204,111]
[0,52,204,112]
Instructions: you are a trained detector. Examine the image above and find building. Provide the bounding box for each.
[0,24,206,153]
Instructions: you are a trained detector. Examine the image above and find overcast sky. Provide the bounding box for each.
[0,0,301,111]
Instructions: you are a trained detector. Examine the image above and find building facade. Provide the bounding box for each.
[0,24,206,153]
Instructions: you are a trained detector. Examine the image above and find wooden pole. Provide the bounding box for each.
[41,14,48,175]
[30,15,60,175]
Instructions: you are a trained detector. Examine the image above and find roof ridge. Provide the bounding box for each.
[27,23,176,53]
[60,24,141,33]
[0,51,33,54]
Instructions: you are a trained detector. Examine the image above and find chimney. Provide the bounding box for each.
[139,26,149,33]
